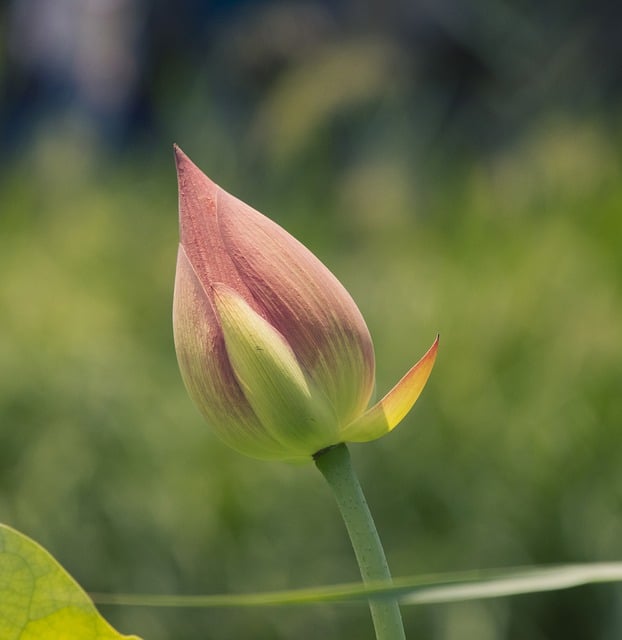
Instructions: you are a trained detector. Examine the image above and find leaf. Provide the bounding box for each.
[6,519,620,625]
[0,524,141,640]
[91,562,622,609]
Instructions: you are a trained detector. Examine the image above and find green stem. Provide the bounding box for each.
[314,443,406,640]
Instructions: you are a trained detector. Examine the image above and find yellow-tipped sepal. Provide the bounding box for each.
[341,335,439,443]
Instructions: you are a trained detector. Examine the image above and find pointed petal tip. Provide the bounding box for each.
[174,146,220,208]
[173,144,196,177]
[173,142,183,164]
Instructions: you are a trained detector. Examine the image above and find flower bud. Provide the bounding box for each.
[173,146,438,461]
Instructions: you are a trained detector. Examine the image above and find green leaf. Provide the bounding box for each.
[6,519,621,626]
[0,524,141,640]
[91,563,622,609]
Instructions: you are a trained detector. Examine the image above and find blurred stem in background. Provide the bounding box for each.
[314,443,406,640]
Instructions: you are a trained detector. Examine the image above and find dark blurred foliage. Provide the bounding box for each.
[1,1,621,639]
[2,0,622,159]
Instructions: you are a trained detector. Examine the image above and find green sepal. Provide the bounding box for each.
[213,284,339,456]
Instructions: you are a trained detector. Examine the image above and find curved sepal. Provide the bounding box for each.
[341,336,439,443]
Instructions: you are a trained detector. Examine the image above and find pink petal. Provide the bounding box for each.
[174,146,375,427]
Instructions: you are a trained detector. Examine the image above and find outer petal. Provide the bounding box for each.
[175,148,253,299]
[340,336,439,443]
[219,204,376,427]
[174,146,375,428]
[213,284,339,455]
[173,246,294,459]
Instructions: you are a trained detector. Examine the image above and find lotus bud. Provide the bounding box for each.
[173,146,438,461]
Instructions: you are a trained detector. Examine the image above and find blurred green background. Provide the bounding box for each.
[1,1,622,639]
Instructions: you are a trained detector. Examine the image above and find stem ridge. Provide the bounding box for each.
[314,443,406,640]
